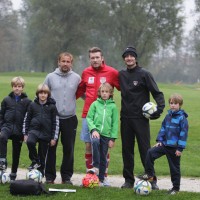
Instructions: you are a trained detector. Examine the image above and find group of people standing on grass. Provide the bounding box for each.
[0,46,188,194]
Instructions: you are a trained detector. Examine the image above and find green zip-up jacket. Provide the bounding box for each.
[86,98,118,139]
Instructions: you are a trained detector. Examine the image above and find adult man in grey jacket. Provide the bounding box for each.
[44,52,81,185]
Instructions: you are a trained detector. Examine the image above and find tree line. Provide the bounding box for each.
[0,0,200,83]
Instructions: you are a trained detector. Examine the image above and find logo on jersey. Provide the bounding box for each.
[133,81,138,86]
[100,77,106,83]
[88,77,94,84]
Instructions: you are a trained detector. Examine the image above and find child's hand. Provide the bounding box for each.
[24,135,28,143]
[92,131,100,139]
[108,140,115,148]
[175,150,182,157]
[153,142,162,147]
[50,139,56,146]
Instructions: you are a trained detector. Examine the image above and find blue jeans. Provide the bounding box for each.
[80,118,91,142]
[91,135,110,182]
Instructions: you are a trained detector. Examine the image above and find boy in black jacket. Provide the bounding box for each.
[23,84,59,177]
[0,76,31,180]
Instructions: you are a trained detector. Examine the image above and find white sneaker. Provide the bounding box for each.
[99,182,104,187]
[103,177,111,187]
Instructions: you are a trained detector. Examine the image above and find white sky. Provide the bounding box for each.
[12,0,197,32]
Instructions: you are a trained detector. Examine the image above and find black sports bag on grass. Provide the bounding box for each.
[10,179,49,195]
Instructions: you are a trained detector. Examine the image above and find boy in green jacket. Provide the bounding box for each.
[86,82,118,186]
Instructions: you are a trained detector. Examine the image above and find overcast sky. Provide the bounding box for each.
[12,0,197,33]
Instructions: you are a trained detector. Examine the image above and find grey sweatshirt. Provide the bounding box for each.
[44,68,81,119]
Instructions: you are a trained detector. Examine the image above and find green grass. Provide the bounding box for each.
[0,184,200,199]
[0,72,200,199]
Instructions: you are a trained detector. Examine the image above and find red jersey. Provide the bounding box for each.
[76,63,120,117]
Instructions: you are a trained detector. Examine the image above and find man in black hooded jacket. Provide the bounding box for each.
[119,46,165,190]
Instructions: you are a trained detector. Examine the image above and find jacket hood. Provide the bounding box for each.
[96,97,115,104]
[34,97,56,105]
[168,109,188,118]
[54,67,72,76]
[9,92,28,99]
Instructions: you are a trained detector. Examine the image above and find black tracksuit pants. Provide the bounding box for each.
[0,132,23,173]
[45,116,78,182]
[121,117,150,184]
[26,134,49,176]
[145,145,181,191]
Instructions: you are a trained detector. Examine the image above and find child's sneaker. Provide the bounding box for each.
[167,188,179,195]
[137,173,153,181]
[103,177,111,187]
[0,158,7,171]
[10,173,17,181]
[27,162,41,170]
[87,167,99,175]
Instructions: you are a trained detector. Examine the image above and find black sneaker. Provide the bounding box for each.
[62,180,73,185]
[45,180,55,184]
[10,173,17,181]
[167,188,179,195]
[27,162,41,170]
[137,173,153,181]
[151,181,159,190]
[121,181,134,189]
[0,158,7,171]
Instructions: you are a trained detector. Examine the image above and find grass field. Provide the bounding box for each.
[0,72,200,199]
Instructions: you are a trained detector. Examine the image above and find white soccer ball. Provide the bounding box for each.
[134,180,152,195]
[26,169,43,183]
[1,172,11,184]
[142,102,157,119]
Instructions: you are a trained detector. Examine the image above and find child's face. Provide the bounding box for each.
[169,101,180,111]
[38,91,48,102]
[100,88,110,100]
[12,84,23,96]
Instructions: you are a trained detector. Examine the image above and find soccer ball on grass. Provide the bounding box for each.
[26,169,43,183]
[82,173,99,188]
[0,171,10,184]
[142,102,157,119]
[134,180,152,195]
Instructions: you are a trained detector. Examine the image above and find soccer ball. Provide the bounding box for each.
[134,180,152,195]
[142,102,157,119]
[82,173,99,188]
[1,172,11,184]
[26,169,43,182]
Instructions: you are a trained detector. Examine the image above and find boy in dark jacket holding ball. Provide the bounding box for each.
[23,84,59,177]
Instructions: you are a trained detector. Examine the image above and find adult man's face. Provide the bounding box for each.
[89,52,104,68]
[124,54,137,69]
[58,55,72,73]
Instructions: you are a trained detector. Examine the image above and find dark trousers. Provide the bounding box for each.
[45,116,78,182]
[26,134,49,176]
[0,132,23,173]
[91,135,109,182]
[121,117,150,183]
[145,145,181,190]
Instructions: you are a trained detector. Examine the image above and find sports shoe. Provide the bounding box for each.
[87,167,99,175]
[27,162,41,170]
[151,181,159,190]
[103,177,111,187]
[99,178,111,187]
[45,180,55,184]
[121,181,134,189]
[167,188,179,195]
[0,158,7,171]
[137,173,153,181]
[10,173,17,181]
[62,180,73,185]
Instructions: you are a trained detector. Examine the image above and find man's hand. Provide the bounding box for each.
[150,108,163,120]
